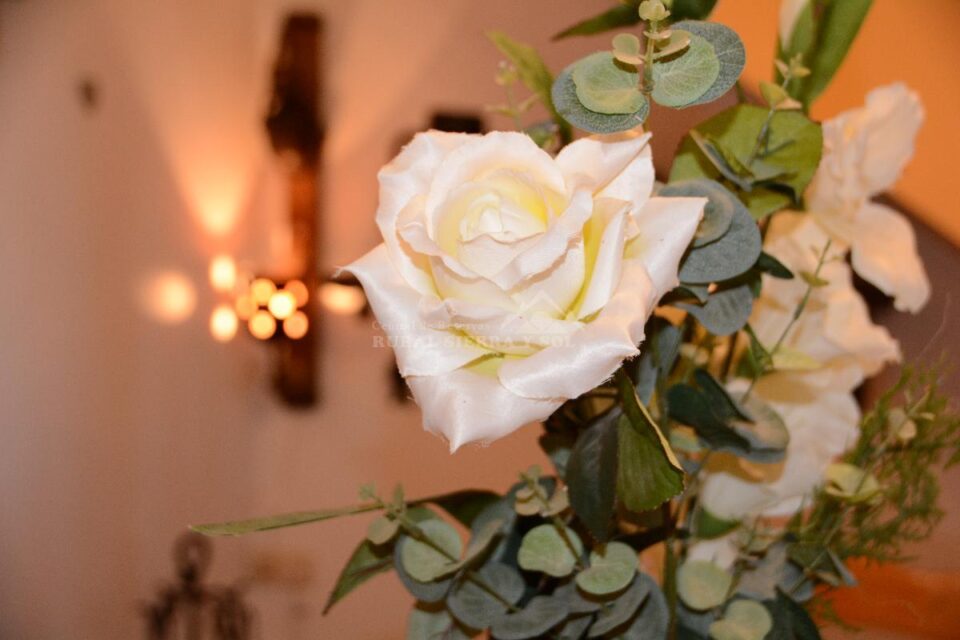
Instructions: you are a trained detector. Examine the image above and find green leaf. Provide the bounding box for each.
[427,489,501,528]
[799,270,829,288]
[729,393,790,463]
[755,252,794,279]
[710,600,772,640]
[677,281,755,336]
[825,463,882,503]
[367,515,400,545]
[553,3,641,40]
[400,519,463,583]
[695,508,740,540]
[323,539,393,614]
[488,31,571,141]
[438,518,505,578]
[491,595,570,640]
[395,537,454,603]
[566,409,620,542]
[553,63,649,134]
[660,179,735,248]
[613,33,645,66]
[609,573,670,639]
[573,52,645,115]
[588,574,652,637]
[666,384,751,456]
[769,589,822,640]
[518,524,584,577]
[668,0,719,20]
[576,542,638,596]
[447,562,525,629]
[652,34,720,107]
[677,560,732,611]
[678,193,761,284]
[771,346,821,372]
[671,20,745,106]
[736,543,789,601]
[670,105,823,219]
[615,372,685,512]
[407,605,472,640]
[190,502,380,536]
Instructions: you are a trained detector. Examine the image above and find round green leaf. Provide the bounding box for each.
[610,572,669,639]
[518,524,584,577]
[678,195,761,284]
[366,515,400,545]
[447,562,525,629]
[394,536,454,602]
[491,595,570,640]
[660,179,736,248]
[613,33,644,65]
[576,542,638,596]
[552,65,649,134]
[677,560,732,611]
[672,20,746,106]
[407,606,472,640]
[652,34,719,108]
[587,574,651,637]
[572,51,645,115]
[400,519,462,583]
[708,600,773,640]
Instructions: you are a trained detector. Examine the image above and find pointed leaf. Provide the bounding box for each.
[553,4,641,40]
[191,503,380,536]
[323,540,393,614]
[567,409,620,542]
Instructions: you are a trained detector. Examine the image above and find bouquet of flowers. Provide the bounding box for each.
[196,1,960,637]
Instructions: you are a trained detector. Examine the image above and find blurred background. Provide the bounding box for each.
[1,1,958,638]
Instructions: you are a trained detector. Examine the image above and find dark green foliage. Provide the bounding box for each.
[566,410,620,542]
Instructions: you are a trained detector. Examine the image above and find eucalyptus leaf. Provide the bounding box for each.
[567,409,620,542]
[769,589,822,639]
[556,580,603,615]
[587,574,652,637]
[576,542,638,596]
[367,516,400,545]
[730,393,790,463]
[616,373,685,512]
[677,282,755,336]
[677,560,732,611]
[428,489,502,528]
[709,600,773,640]
[491,595,570,640]
[667,384,752,454]
[573,52,645,115]
[670,105,822,219]
[407,605,473,640]
[558,615,594,640]
[669,0,719,20]
[323,539,393,614]
[652,34,719,108]
[671,20,745,106]
[447,562,525,630]
[401,519,463,583]
[660,179,736,248]
[611,573,670,639]
[553,3,641,40]
[518,524,584,577]
[678,192,761,284]
[736,544,789,601]
[438,518,505,578]
[755,252,794,279]
[395,535,454,603]
[553,65,648,134]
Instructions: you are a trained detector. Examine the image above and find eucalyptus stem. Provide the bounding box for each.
[746,72,793,165]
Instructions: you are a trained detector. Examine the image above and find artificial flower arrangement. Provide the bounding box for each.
[196,1,960,638]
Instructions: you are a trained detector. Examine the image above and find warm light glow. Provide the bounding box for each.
[267,291,297,320]
[234,294,256,320]
[138,271,196,324]
[209,304,238,342]
[208,254,237,292]
[320,282,366,315]
[250,278,277,306]
[283,311,309,340]
[284,279,310,307]
[248,310,277,340]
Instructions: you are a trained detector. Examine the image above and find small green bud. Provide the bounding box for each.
[760,80,789,108]
[789,53,811,78]
[638,0,670,22]
[494,60,519,86]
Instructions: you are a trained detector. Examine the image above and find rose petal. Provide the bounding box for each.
[377,131,473,294]
[344,244,488,376]
[857,83,924,197]
[574,197,631,320]
[496,260,655,400]
[555,132,654,207]
[626,196,706,297]
[407,364,561,451]
[851,202,930,313]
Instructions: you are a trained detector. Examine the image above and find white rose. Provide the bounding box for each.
[346,130,704,449]
[807,83,929,313]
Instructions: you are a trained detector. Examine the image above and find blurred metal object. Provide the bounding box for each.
[142,533,252,640]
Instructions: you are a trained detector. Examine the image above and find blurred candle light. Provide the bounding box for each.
[209,304,238,342]
[283,310,309,340]
[284,279,309,307]
[267,290,297,320]
[208,254,237,292]
[320,282,366,315]
[250,278,277,306]
[139,271,196,324]
[249,310,277,340]
[234,294,256,320]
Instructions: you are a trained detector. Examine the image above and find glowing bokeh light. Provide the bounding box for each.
[283,311,309,340]
[138,271,197,324]
[250,278,277,306]
[248,310,277,340]
[209,304,238,342]
[320,282,366,315]
[284,279,309,307]
[208,254,237,292]
[267,291,297,320]
[234,294,256,320]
